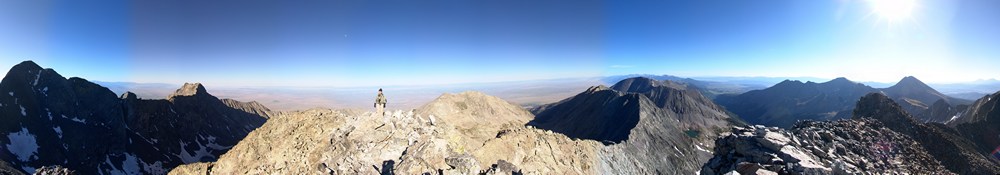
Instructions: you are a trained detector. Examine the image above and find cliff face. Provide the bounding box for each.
[0,61,270,174]
[852,93,1000,174]
[529,77,742,174]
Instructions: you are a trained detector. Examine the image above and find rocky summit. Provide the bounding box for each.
[169,77,741,175]
[170,94,602,174]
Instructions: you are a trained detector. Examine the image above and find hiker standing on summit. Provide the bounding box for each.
[374,88,387,116]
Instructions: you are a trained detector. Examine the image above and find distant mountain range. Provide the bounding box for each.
[715,76,971,128]
[0,61,269,174]
[602,74,769,99]
[2,60,998,174]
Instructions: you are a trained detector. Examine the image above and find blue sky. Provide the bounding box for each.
[1,0,998,87]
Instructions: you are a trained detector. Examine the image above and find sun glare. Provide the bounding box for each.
[867,0,917,23]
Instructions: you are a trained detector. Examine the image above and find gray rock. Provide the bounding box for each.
[445,154,480,175]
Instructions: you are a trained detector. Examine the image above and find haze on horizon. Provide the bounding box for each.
[2,0,999,87]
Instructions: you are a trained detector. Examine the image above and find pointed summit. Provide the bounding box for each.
[890,76,931,89]
[169,83,210,98]
[826,77,853,84]
[2,60,45,85]
[9,60,42,73]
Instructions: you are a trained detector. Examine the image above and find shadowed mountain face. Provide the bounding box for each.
[852,93,1000,174]
[529,77,742,174]
[716,76,969,128]
[528,85,644,143]
[949,91,1000,162]
[714,77,876,128]
[0,61,269,174]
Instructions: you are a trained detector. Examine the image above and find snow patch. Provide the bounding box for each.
[8,91,12,96]
[41,87,48,96]
[141,159,166,174]
[20,105,26,116]
[70,116,87,124]
[102,156,120,175]
[694,144,712,153]
[32,71,41,86]
[53,126,63,139]
[122,153,141,175]
[673,146,684,156]
[46,108,52,120]
[947,112,963,123]
[201,134,232,150]
[178,141,214,163]
[5,127,39,161]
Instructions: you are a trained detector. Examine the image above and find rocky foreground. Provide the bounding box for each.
[703,92,1000,174]
[170,92,603,174]
[702,119,951,174]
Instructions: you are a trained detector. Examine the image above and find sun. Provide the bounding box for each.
[867,0,917,23]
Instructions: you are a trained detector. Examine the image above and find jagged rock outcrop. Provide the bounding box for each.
[853,93,1000,174]
[702,119,952,174]
[529,77,742,174]
[916,99,961,123]
[0,61,269,174]
[170,92,601,174]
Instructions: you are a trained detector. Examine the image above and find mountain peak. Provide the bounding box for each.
[9,60,42,72]
[886,76,937,95]
[770,79,804,88]
[827,77,852,84]
[895,76,927,87]
[851,92,917,125]
[169,82,209,97]
[611,77,687,93]
[120,91,138,100]
[2,60,44,83]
